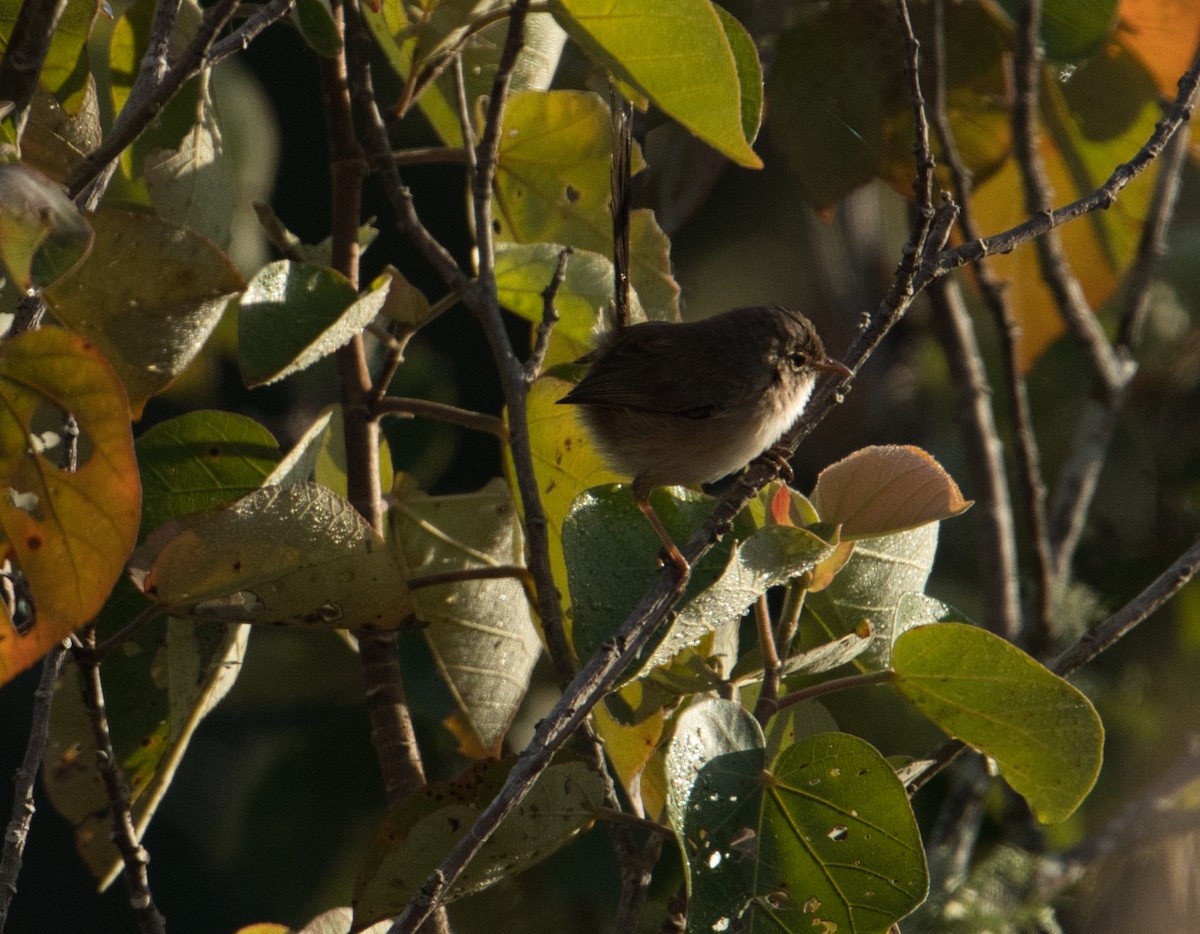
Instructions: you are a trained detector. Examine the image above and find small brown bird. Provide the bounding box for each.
[559,305,851,574]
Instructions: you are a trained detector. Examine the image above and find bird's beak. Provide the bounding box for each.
[817,357,853,380]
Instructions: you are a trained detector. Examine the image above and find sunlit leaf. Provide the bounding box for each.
[0,329,139,685]
[389,478,540,754]
[0,163,93,291]
[1116,0,1200,96]
[810,445,972,540]
[550,0,761,167]
[510,373,622,617]
[43,210,244,417]
[493,89,680,320]
[353,757,603,927]
[238,260,390,388]
[130,482,411,630]
[592,679,667,817]
[894,622,1104,823]
[805,523,939,670]
[664,699,927,933]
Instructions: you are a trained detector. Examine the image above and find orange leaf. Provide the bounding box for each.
[810,445,972,540]
[0,329,140,684]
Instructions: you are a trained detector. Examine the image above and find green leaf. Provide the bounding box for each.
[634,522,838,679]
[293,0,343,57]
[353,757,604,927]
[550,0,761,167]
[130,482,411,630]
[996,0,1118,61]
[562,485,736,668]
[893,622,1104,823]
[136,410,280,537]
[238,260,391,388]
[0,162,93,291]
[664,699,927,933]
[806,523,939,669]
[389,479,540,754]
[144,81,237,249]
[0,329,141,685]
[43,209,244,417]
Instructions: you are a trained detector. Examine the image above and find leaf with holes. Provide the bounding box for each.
[0,328,140,685]
[664,699,927,933]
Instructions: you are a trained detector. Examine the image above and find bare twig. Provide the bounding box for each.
[1048,117,1194,576]
[753,594,782,723]
[925,0,1022,640]
[72,631,165,934]
[927,280,1022,639]
[609,84,633,329]
[67,0,242,204]
[932,40,1200,279]
[524,246,570,382]
[1053,536,1200,677]
[0,0,68,135]
[374,397,507,438]
[0,642,68,928]
[206,0,296,66]
[458,0,573,687]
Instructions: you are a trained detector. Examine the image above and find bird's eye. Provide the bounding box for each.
[789,352,809,369]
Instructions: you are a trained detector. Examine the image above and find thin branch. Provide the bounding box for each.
[1003,0,1062,645]
[753,594,783,723]
[926,0,1022,641]
[771,670,895,714]
[206,0,296,66]
[932,40,1200,279]
[374,397,507,438]
[0,0,69,135]
[1048,115,1194,576]
[524,246,569,382]
[393,146,469,166]
[67,0,241,203]
[0,642,68,928]
[927,279,1022,639]
[1053,535,1200,677]
[72,631,166,934]
[609,83,633,329]
[1012,0,1122,396]
[458,0,573,689]
[407,565,530,591]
